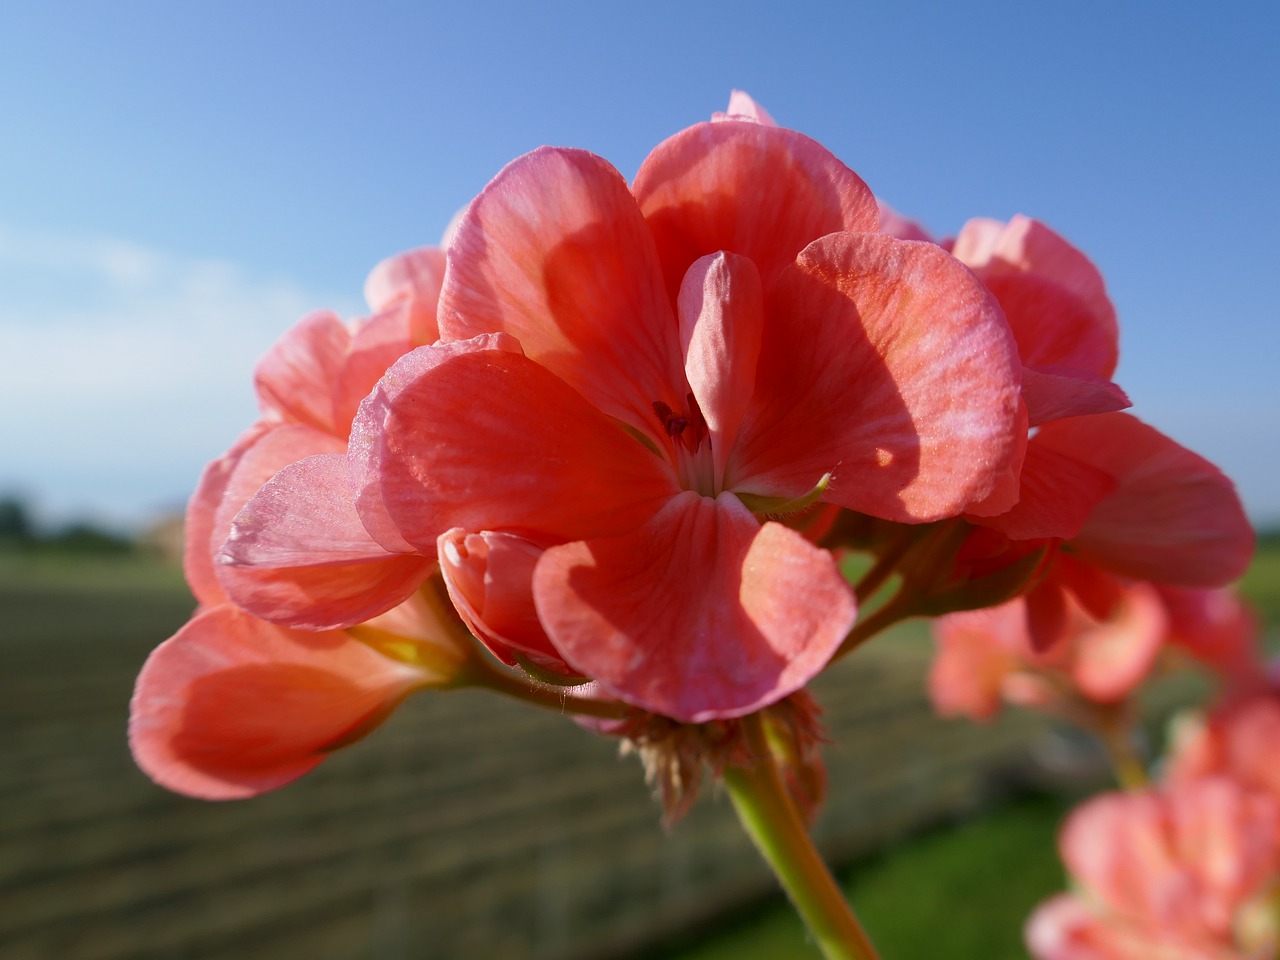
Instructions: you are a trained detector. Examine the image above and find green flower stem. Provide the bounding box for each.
[834,595,914,661]
[471,661,632,720]
[1096,710,1149,790]
[724,713,882,960]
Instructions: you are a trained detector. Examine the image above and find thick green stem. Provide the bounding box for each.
[834,595,914,661]
[1096,711,1149,790]
[471,662,631,720]
[723,714,881,960]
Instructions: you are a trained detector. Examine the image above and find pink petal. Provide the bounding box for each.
[1071,582,1167,702]
[712,90,778,125]
[1035,414,1254,586]
[212,423,345,557]
[438,146,685,437]
[731,233,1022,521]
[973,435,1117,541]
[929,606,1021,721]
[1061,791,1187,928]
[533,492,854,722]
[219,454,433,630]
[634,120,878,297]
[253,310,351,434]
[677,252,763,484]
[876,201,934,242]
[437,528,572,673]
[364,245,446,324]
[1169,696,1280,803]
[1025,894,1163,960]
[347,334,524,553]
[352,336,678,553]
[947,217,1006,267]
[1022,366,1132,427]
[183,420,273,607]
[1161,587,1262,684]
[983,272,1118,377]
[963,402,1029,519]
[1025,580,1070,654]
[129,605,430,799]
[1167,779,1279,937]
[333,301,420,431]
[953,215,1118,348]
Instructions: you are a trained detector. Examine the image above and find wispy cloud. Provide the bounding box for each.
[0,224,363,528]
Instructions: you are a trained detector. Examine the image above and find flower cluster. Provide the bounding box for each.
[128,91,1257,956]
[1018,659,1280,959]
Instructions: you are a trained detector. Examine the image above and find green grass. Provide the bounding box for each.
[1240,537,1280,630]
[0,548,188,593]
[652,795,1068,960]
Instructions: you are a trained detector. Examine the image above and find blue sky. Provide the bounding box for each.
[2,1,1277,529]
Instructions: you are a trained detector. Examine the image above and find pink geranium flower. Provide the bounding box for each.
[315,114,1025,722]
[1168,676,1280,806]
[929,575,1168,721]
[939,411,1255,656]
[130,247,464,799]
[1027,781,1280,959]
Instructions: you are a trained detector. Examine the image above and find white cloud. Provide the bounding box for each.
[0,224,364,529]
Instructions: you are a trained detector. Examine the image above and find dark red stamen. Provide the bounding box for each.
[652,397,709,455]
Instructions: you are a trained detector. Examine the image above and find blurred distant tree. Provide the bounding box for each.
[0,496,35,545]
[0,495,137,554]
[43,522,136,555]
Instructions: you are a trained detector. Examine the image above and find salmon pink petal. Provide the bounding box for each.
[948,217,1005,267]
[1168,779,1279,934]
[1049,558,1118,623]
[963,402,1029,520]
[731,233,1021,521]
[929,606,1021,721]
[532,492,855,722]
[1071,583,1167,702]
[634,120,878,296]
[1161,587,1262,683]
[437,528,572,673]
[876,201,934,242]
[438,147,684,435]
[219,454,433,630]
[678,253,763,483]
[1025,580,1070,654]
[183,420,273,607]
[128,605,430,799]
[212,423,345,553]
[191,422,340,609]
[1035,414,1254,586]
[354,336,678,552]
[1026,894,1160,960]
[973,436,1117,541]
[1022,366,1132,427]
[1061,791,1186,926]
[712,90,778,125]
[983,272,1119,377]
[1170,697,1280,802]
[364,245,446,322]
[953,215,1118,348]
[254,310,351,434]
[348,333,523,553]
[332,301,420,431]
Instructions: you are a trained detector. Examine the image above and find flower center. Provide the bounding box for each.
[652,395,719,497]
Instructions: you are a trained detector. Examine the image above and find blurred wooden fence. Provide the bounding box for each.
[1,576,1061,960]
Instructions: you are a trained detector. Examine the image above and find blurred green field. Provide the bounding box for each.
[1,534,1276,960]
